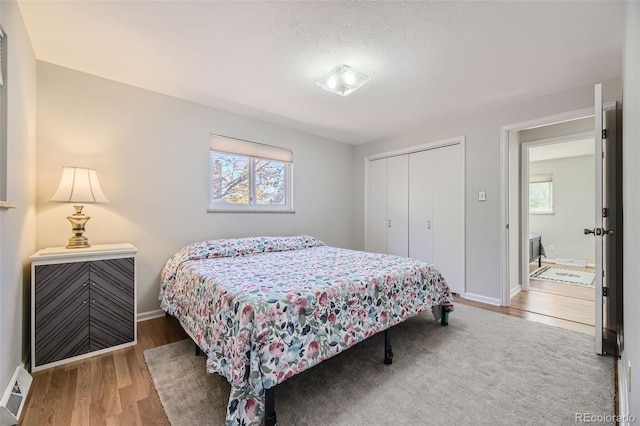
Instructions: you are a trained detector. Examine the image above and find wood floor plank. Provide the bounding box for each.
[41,368,72,426]
[116,385,143,426]
[529,279,595,301]
[113,348,132,389]
[101,354,124,417]
[71,359,91,426]
[137,392,170,426]
[89,356,108,426]
[124,346,150,402]
[511,289,595,326]
[454,296,595,335]
[52,368,77,426]
[19,370,51,426]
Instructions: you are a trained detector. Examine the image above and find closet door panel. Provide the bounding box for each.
[408,150,434,262]
[431,144,464,294]
[387,155,409,257]
[368,158,388,254]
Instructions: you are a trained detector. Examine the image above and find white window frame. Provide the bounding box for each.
[208,135,294,213]
[529,173,554,215]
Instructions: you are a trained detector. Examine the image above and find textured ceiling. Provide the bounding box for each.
[529,139,595,162]
[18,1,624,145]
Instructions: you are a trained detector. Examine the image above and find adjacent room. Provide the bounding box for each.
[0,1,638,425]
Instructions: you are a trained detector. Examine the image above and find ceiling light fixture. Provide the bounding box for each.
[317,65,370,96]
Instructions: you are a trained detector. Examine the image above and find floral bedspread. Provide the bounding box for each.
[159,236,453,426]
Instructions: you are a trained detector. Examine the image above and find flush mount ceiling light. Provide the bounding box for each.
[316,65,370,96]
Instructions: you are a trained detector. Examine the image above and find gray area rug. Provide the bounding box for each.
[144,304,614,425]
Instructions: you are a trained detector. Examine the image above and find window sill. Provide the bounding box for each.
[530,211,554,215]
[0,201,16,210]
[207,209,295,214]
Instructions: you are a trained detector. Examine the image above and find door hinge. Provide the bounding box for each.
[603,287,608,297]
[602,208,608,218]
[602,129,608,139]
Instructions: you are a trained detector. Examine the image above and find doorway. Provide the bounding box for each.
[512,127,596,328]
[499,105,597,320]
[500,91,622,356]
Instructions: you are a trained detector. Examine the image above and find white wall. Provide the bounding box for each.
[508,131,520,293]
[621,0,640,419]
[520,116,593,143]
[529,155,595,265]
[0,0,36,398]
[354,77,621,304]
[36,62,355,315]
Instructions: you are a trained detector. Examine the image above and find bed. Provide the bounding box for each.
[159,235,454,426]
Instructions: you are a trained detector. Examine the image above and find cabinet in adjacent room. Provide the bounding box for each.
[30,244,137,371]
[367,142,464,294]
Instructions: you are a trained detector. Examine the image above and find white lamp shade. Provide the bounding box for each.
[48,167,109,203]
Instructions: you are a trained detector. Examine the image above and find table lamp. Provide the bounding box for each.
[48,166,109,249]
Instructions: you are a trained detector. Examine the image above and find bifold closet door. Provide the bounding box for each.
[368,158,388,254]
[409,144,464,294]
[367,155,409,257]
[408,151,434,263]
[430,145,464,294]
[387,155,409,257]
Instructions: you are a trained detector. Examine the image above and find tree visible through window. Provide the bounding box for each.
[209,135,293,211]
[529,174,553,214]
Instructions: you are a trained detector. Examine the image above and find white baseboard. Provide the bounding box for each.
[541,259,595,268]
[137,309,165,322]
[510,285,522,298]
[617,356,631,425]
[556,258,587,267]
[461,292,501,306]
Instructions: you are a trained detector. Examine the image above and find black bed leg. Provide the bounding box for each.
[441,305,449,326]
[384,329,393,365]
[265,387,277,426]
[195,343,202,356]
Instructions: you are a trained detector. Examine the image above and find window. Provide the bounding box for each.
[209,135,293,212]
[529,173,553,214]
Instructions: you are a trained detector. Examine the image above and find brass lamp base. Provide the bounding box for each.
[66,205,91,249]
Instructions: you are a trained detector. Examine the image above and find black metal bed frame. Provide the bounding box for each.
[170,304,450,426]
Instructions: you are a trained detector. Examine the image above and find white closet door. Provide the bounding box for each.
[387,155,409,257]
[408,150,434,263]
[368,158,388,254]
[431,144,464,294]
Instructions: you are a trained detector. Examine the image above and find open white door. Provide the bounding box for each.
[589,83,622,356]
[592,83,604,355]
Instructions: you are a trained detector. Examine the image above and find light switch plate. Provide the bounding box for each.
[478,190,486,202]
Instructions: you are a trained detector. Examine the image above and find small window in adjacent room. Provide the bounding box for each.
[209,134,293,212]
[529,173,553,214]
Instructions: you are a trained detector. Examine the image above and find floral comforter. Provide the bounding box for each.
[159,235,454,426]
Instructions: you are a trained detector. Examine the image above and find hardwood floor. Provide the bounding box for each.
[454,263,596,336]
[20,275,596,425]
[19,316,188,426]
[510,262,596,330]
